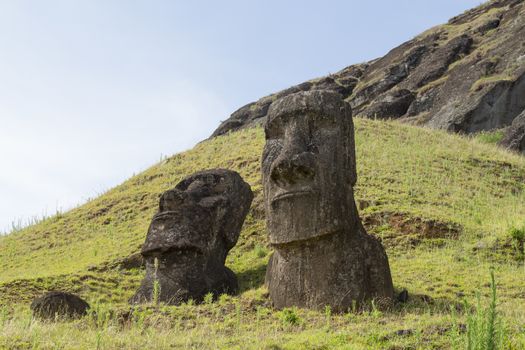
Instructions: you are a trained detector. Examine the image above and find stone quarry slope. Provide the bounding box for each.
[1,119,524,306]
[211,0,525,151]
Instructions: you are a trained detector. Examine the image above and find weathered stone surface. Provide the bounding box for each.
[428,71,525,132]
[476,18,501,34]
[500,110,525,152]
[210,65,365,138]
[406,34,473,89]
[360,89,415,119]
[262,91,394,312]
[130,169,253,305]
[210,0,525,139]
[397,289,409,303]
[351,45,428,114]
[31,291,89,320]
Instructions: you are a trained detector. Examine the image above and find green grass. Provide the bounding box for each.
[474,130,505,145]
[470,74,515,92]
[1,119,525,349]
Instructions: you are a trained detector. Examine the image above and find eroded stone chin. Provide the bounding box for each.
[267,189,347,245]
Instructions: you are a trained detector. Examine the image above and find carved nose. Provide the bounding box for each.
[270,152,316,186]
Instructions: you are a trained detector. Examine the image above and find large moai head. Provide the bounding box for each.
[131,169,253,304]
[262,90,358,244]
[262,91,395,311]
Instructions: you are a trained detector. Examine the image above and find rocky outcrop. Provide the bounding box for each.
[210,65,365,137]
[262,91,394,312]
[360,89,416,119]
[428,71,525,132]
[130,169,253,305]
[211,0,525,138]
[500,110,525,152]
[31,291,90,320]
[350,45,428,114]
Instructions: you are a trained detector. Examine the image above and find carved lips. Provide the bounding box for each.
[271,189,315,204]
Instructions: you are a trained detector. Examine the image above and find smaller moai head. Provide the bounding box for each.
[142,169,253,261]
[133,169,253,304]
[262,91,357,244]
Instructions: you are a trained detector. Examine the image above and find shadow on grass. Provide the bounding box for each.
[393,292,467,315]
[236,261,267,293]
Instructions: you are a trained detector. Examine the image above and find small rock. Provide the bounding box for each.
[396,329,414,337]
[473,240,487,251]
[419,294,433,304]
[31,291,90,320]
[397,289,409,303]
[458,323,467,334]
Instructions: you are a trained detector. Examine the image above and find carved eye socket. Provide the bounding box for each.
[307,142,319,154]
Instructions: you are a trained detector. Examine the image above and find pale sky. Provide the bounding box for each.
[0,0,482,233]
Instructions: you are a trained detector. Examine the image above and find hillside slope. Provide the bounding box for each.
[211,0,525,152]
[1,119,525,348]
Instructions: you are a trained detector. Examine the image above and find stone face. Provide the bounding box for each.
[130,169,253,305]
[500,110,525,153]
[31,291,90,320]
[262,91,394,312]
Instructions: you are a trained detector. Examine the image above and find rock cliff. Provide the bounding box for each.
[211,0,525,150]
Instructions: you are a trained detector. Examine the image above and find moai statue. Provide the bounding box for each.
[130,169,253,305]
[262,90,394,312]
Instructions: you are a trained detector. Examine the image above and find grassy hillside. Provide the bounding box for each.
[1,119,525,349]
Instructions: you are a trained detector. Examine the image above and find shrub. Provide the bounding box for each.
[279,308,301,326]
[475,130,504,145]
[254,244,268,258]
[466,269,507,350]
[152,257,161,305]
[508,225,525,261]
[203,292,214,305]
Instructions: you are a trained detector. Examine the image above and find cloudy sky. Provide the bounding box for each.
[0,0,481,233]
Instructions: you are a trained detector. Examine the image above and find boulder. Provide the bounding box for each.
[31,291,89,320]
[262,91,394,312]
[130,169,253,305]
[361,89,415,119]
[500,110,525,153]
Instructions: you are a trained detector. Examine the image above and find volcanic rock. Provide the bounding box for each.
[211,0,525,138]
[262,91,394,312]
[31,291,90,320]
[500,109,525,152]
[130,169,253,305]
